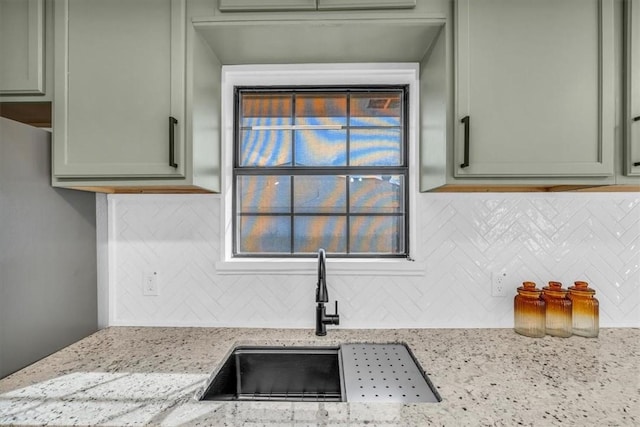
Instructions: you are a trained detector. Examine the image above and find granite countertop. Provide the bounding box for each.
[0,327,638,426]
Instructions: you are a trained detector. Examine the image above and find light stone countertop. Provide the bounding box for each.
[0,327,638,426]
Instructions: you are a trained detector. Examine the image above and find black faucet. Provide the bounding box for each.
[315,248,340,336]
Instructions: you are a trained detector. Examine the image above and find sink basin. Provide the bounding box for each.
[200,347,342,401]
[200,343,440,403]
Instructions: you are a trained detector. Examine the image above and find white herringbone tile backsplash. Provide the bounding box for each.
[106,193,640,328]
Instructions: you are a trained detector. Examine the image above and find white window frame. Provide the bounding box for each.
[217,63,424,276]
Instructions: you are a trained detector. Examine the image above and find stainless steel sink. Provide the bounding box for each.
[199,343,440,403]
[200,346,342,402]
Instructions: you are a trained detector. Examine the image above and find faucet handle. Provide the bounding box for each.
[330,300,340,325]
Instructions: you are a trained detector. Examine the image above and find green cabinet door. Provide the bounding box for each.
[53,0,186,179]
[454,0,614,178]
[0,0,44,95]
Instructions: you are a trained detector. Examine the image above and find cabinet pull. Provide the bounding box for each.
[169,116,178,168]
[635,117,640,166]
[460,115,470,168]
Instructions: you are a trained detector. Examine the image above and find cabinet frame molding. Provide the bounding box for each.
[219,0,316,11]
[317,0,416,10]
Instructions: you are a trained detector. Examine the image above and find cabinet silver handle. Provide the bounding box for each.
[169,116,178,168]
[460,116,470,168]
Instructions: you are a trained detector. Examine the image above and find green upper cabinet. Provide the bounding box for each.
[454,0,615,178]
[0,0,45,95]
[53,0,186,181]
[627,0,640,176]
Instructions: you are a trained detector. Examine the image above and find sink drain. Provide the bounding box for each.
[340,343,440,403]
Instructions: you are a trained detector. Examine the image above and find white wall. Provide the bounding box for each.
[105,192,639,329]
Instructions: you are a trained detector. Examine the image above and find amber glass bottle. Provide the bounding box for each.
[541,281,572,337]
[568,281,599,338]
[514,282,546,337]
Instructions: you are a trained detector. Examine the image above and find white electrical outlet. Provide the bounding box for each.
[143,272,159,296]
[491,271,508,297]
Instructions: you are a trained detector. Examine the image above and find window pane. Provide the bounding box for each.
[350,128,402,166]
[239,130,292,167]
[241,94,292,127]
[295,130,347,166]
[296,93,347,127]
[237,176,291,213]
[294,216,346,254]
[294,176,346,214]
[237,216,291,254]
[350,175,404,214]
[350,92,402,127]
[350,216,404,254]
[234,87,408,257]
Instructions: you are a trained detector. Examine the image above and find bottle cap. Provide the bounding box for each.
[542,281,568,297]
[517,281,542,297]
[568,281,596,295]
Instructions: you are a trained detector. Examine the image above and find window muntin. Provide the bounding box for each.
[233,87,408,257]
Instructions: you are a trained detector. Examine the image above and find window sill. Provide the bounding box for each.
[215,258,425,276]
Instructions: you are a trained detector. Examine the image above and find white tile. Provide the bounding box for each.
[107,193,640,328]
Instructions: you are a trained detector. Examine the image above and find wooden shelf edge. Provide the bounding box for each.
[428,184,640,193]
[0,102,52,128]
[67,184,638,194]
[67,186,215,194]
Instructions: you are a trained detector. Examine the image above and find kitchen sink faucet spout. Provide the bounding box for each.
[315,248,340,336]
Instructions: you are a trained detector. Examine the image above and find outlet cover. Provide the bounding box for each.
[143,272,159,296]
[491,272,508,297]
